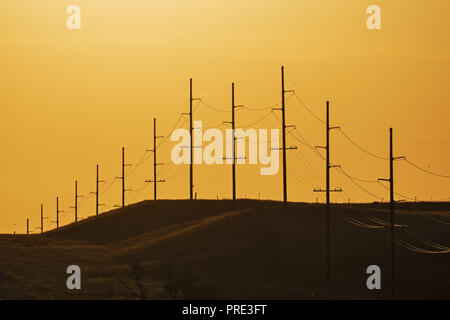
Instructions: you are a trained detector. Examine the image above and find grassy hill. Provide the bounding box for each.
[0,200,449,299]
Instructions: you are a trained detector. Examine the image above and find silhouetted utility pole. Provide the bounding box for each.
[75,181,78,222]
[145,118,165,200]
[274,66,296,204]
[71,180,83,222]
[122,148,125,207]
[182,79,200,200]
[27,218,29,235]
[91,165,105,215]
[378,128,404,300]
[56,197,63,229]
[224,83,244,209]
[117,147,132,207]
[40,204,44,233]
[313,100,342,283]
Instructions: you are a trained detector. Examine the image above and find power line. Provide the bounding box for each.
[335,168,378,184]
[287,160,315,187]
[243,94,293,111]
[337,168,383,201]
[377,181,415,201]
[394,132,450,145]
[338,128,388,160]
[330,107,385,133]
[199,100,229,113]
[239,110,274,128]
[426,215,450,225]
[293,93,326,124]
[404,159,450,178]
[334,206,384,229]
[341,206,450,253]
[286,77,387,133]
[291,127,327,161]
[379,226,450,254]
[125,151,152,177]
[157,114,186,149]
[99,177,120,195]
[293,149,324,183]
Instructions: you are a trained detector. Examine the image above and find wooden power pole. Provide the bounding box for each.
[40,204,44,233]
[314,100,342,283]
[56,196,63,229]
[145,118,165,199]
[75,181,78,222]
[378,128,404,299]
[223,83,243,209]
[273,66,296,204]
[91,165,105,215]
[122,148,125,207]
[71,180,83,222]
[117,147,132,207]
[183,79,200,200]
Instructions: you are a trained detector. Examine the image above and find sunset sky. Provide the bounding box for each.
[1,0,449,233]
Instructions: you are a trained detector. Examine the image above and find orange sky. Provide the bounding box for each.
[1,0,449,233]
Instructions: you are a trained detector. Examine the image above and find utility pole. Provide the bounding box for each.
[378,128,405,299]
[223,83,243,209]
[273,66,296,204]
[75,180,78,222]
[122,148,125,207]
[182,79,200,200]
[117,147,132,207]
[56,197,63,229]
[190,78,194,201]
[71,180,83,222]
[27,218,29,235]
[313,100,342,283]
[145,118,165,200]
[91,165,105,215]
[40,204,44,233]
[232,83,237,208]
[75,181,78,222]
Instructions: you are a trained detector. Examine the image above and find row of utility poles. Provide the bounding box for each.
[30,66,301,232]
[28,117,167,233]
[181,66,400,300]
[27,66,400,299]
